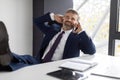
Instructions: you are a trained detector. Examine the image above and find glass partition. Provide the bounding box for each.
[115,40,120,56]
[73,0,110,54]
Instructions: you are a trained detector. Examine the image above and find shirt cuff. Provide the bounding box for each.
[78,30,84,34]
[50,13,55,21]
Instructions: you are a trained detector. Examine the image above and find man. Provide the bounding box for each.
[34,9,96,63]
[0,21,38,71]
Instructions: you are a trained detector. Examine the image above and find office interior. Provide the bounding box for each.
[0,0,120,80]
[33,0,120,57]
[0,0,120,57]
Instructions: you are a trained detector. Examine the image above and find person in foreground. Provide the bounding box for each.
[0,21,38,71]
[34,9,96,63]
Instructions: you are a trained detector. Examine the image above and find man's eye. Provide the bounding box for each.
[65,16,69,19]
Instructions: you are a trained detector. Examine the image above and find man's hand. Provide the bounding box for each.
[73,22,82,34]
[54,14,63,24]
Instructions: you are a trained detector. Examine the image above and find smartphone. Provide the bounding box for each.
[74,22,79,31]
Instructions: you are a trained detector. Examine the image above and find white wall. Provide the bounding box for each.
[0,0,33,55]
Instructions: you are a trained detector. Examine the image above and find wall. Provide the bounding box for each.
[0,0,33,55]
[44,0,73,14]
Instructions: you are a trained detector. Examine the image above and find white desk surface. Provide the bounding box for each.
[0,54,120,80]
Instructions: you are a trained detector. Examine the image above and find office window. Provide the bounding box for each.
[119,3,120,32]
[115,1,120,56]
[115,40,120,56]
[109,0,120,56]
[73,0,110,54]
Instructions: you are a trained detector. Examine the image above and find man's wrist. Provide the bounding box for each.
[78,30,84,34]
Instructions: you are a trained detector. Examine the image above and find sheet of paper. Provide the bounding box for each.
[69,58,97,67]
[91,57,120,79]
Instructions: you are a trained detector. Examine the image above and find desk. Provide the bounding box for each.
[0,54,120,80]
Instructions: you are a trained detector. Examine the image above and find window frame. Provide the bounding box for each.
[109,0,120,56]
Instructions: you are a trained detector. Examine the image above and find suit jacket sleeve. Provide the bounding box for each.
[78,31,96,55]
[33,12,58,34]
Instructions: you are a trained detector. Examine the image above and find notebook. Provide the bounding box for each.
[59,58,97,72]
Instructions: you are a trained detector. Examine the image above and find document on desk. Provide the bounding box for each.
[91,57,120,79]
[59,58,97,72]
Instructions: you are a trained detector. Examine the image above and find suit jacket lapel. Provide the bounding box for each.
[62,32,76,58]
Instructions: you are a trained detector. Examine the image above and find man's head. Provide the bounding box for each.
[0,21,12,66]
[62,9,79,30]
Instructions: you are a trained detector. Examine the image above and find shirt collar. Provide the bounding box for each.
[61,29,72,34]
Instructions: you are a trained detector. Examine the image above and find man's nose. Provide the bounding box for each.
[67,18,72,21]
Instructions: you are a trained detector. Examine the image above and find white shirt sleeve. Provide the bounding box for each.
[50,13,55,21]
[78,30,84,34]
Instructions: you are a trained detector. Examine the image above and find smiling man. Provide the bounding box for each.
[34,9,96,63]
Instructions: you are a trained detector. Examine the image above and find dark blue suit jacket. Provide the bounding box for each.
[34,12,96,62]
[0,53,38,71]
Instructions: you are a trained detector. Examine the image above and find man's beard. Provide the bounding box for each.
[63,21,74,30]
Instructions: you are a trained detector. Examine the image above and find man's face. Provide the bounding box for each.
[63,12,79,30]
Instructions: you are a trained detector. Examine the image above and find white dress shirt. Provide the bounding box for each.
[42,13,83,61]
[42,29,72,61]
